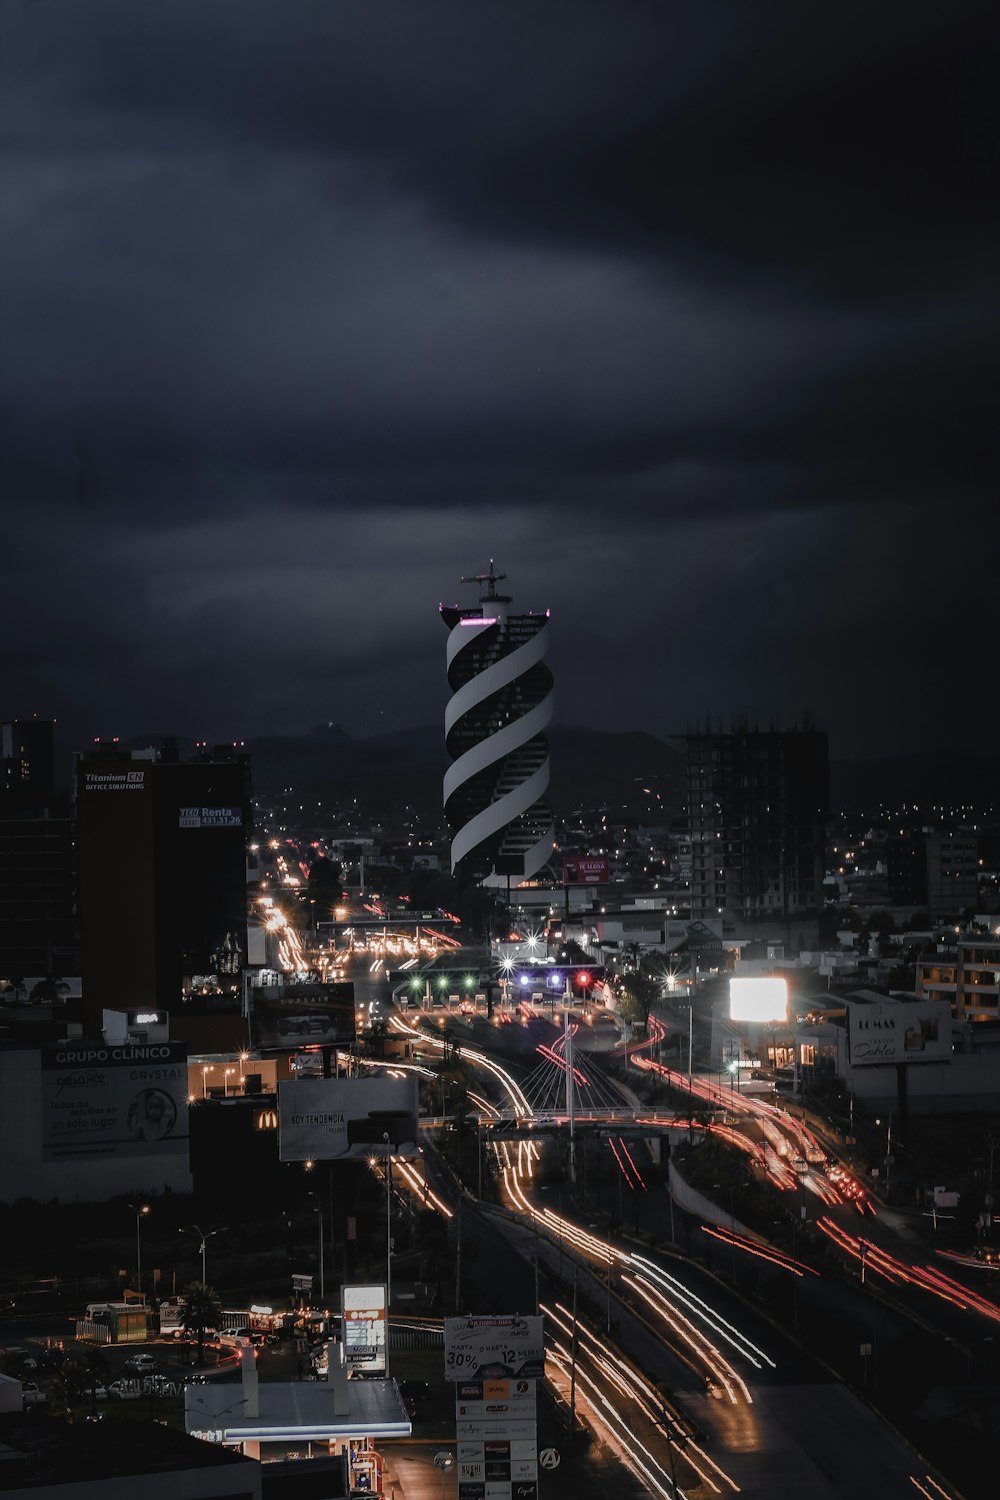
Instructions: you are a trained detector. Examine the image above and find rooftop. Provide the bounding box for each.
[0,1414,256,1488]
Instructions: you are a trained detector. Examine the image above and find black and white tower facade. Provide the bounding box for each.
[439,563,554,886]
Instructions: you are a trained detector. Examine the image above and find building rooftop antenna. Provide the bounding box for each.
[460,559,511,604]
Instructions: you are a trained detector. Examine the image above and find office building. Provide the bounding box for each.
[76,741,251,1033]
[926,829,979,915]
[439,563,554,885]
[0,720,78,983]
[0,817,77,981]
[917,935,1000,1022]
[0,718,56,818]
[887,830,929,907]
[683,725,829,922]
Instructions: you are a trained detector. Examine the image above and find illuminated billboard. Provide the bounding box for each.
[278,1074,419,1161]
[562,857,610,886]
[41,1041,189,1161]
[848,1000,952,1067]
[251,981,356,1050]
[444,1315,545,1382]
[729,977,788,1023]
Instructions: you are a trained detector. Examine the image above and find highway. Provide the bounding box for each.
[379,996,983,1500]
[245,882,990,1495]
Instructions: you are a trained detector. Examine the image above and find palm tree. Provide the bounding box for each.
[47,1359,93,1421]
[80,1346,112,1417]
[180,1280,223,1365]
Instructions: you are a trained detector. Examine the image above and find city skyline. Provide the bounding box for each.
[1,3,996,758]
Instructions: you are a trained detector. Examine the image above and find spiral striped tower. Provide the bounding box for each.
[439,563,554,886]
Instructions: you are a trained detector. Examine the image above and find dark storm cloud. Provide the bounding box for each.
[1,1,996,753]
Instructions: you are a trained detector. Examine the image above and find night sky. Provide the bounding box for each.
[2,2,996,758]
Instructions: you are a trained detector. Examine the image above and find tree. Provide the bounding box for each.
[619,968,658,1030]
[47,1359,93,1420]
[180,1280,223,1365]
[80,1346,112,1417]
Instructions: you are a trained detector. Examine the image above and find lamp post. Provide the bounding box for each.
[201,1063,212,1099]
[682,1001,693,1080]
[382,1133,392,1372]
[309,1192,325,1301]
[180,1224,228,1285]
[128,1203,149,1299]
[656,1407,687,1497]
[875,1115,893,1194]
[224,1067,235,1097]
[433,1452,454,1500]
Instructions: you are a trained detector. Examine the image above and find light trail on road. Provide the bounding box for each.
[544,1300,740,1496]
[390,1156,454,1219]
[699,1225,820,1279]
[388,1013,535,1116]
[498,1140,776,1404]
[545,1342,681,1500]
[817,1216,1000,1324]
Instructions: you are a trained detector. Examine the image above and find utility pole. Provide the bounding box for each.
[568,1275,578,1435]
[455,1200,462,1313]
[605,1257,612,1334]
[565,1006,576,1186]
[382,1133,392,1372]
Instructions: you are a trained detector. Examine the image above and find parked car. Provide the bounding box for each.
[124,1353,158,1373]
[21,1382,46,1408]
[217,1330,252,1349]
[107,1380,141,1401]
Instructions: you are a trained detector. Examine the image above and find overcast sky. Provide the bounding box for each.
[1,1,996,758]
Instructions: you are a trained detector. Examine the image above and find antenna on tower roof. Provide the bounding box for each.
[461,559,511,602]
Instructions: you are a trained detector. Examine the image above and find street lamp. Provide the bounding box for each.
[180,1224,228,1284]
[201,1063,212,1099]
[308,1192,325,1301]
[382,1133,393,1344]
[433,1451,454,1500]
[224,1067,235,1097]
[128,1203,150,1299]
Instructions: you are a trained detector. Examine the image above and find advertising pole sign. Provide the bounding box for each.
[41,1041,189,1160]
[444,1316,544,1381]
[446,1317,544,1500]
[341,1284,387,1375]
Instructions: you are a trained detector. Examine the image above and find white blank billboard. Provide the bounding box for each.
[278,1074,419,1161]
[729,977,788,1023]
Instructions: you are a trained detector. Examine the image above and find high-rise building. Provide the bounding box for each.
[1,718,56,818]
[0,720,78,983]
[76,741,251,1032]
[439,563,554,886]
[925,830,979,915]
[683,725,829,921]
[887,829,929,907]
